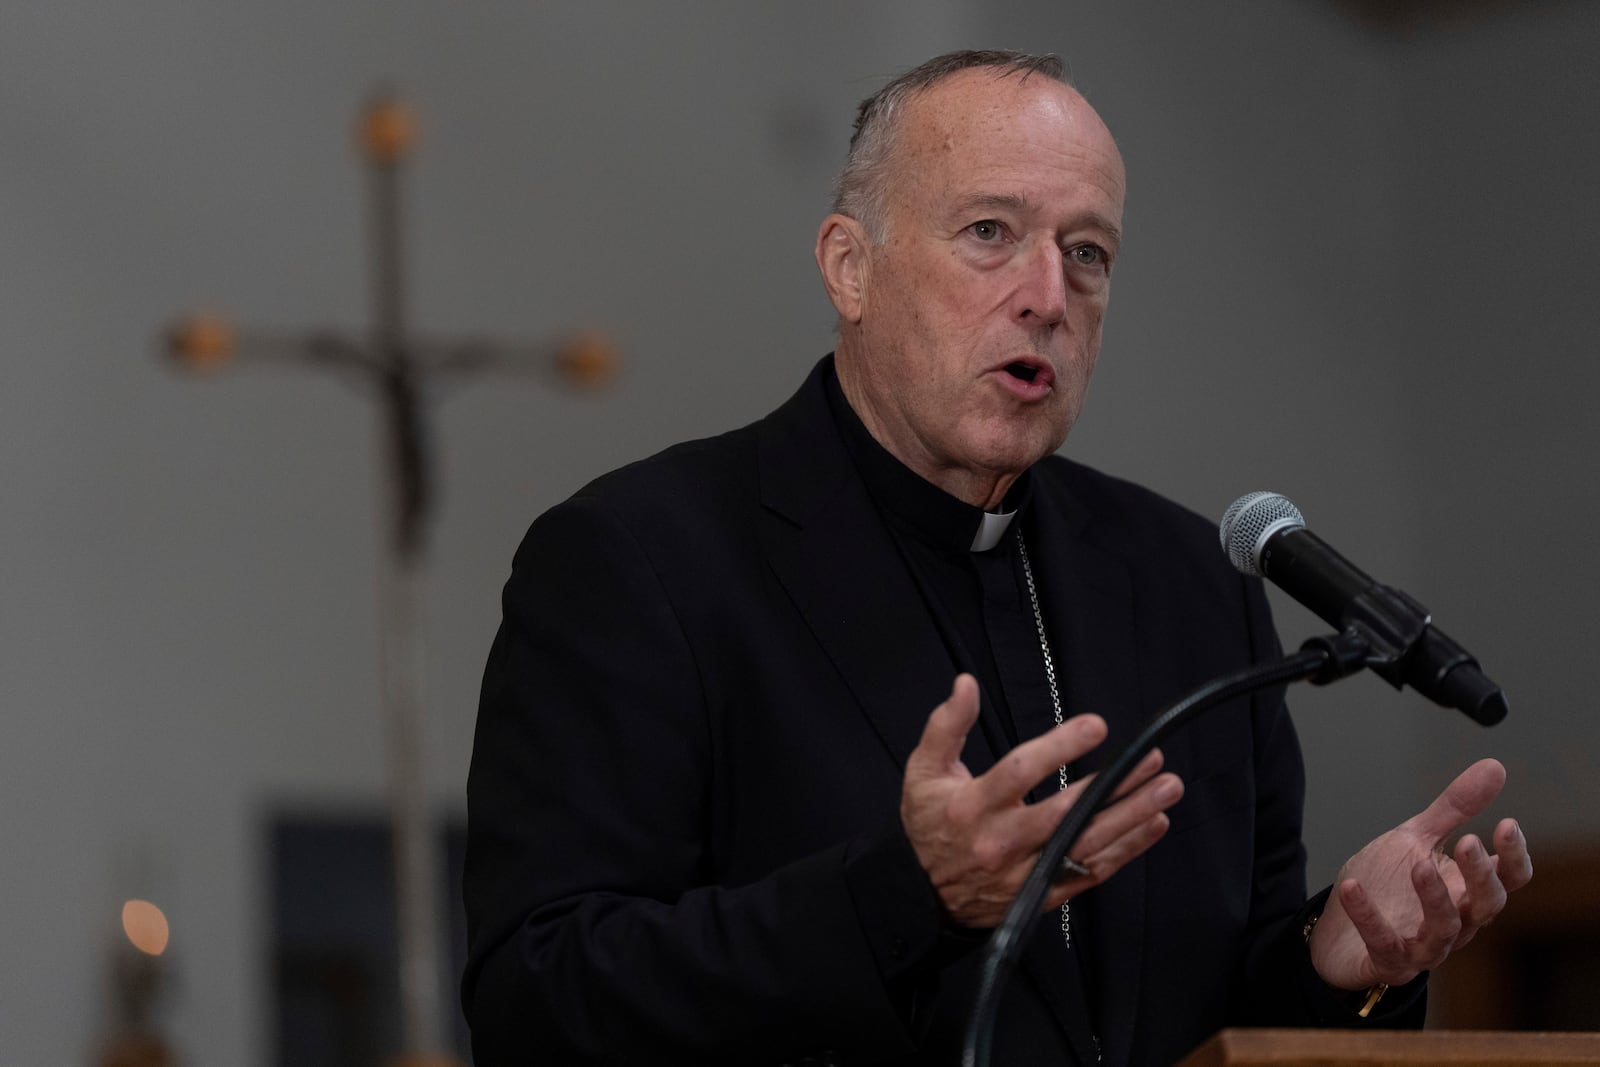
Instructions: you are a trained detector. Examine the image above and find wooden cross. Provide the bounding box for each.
[165,92,616,1066]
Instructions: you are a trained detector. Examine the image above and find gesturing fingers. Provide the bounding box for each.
[953,727,1136,876]
[974,737,1179,884]
[1103,747,1167,803]
[1048,773,1182,896]
[908,674,982,778]
[971,713,1108,812]
[1449,818,1532,950]
[1451,834,1506,947]
[1493,817,1534,892]
[901,681,1191,927]
[1338,859,1460,986]
[1311,761,1532,992]
[1406,758,1507,845]
[1004,747,1168,852]
[1073,770,1183,860]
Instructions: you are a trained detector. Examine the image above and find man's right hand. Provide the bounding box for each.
[901,673,1183,928]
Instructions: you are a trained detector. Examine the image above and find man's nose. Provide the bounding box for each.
[1013,237,1068,327]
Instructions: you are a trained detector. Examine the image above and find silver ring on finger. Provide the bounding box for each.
[1057,855,1090,880]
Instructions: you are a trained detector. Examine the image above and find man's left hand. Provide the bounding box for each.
[1307,757,1533,991]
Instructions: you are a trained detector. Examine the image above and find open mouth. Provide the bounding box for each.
[1004,361,1040,383]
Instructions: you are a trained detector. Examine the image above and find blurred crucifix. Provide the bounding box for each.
[165,93,615,1066]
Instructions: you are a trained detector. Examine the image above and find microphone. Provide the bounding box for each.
[1220,491,1508,726]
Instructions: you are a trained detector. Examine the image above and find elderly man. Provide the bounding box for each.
[463,51,1530,1065]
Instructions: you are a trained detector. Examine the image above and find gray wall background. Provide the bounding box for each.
[3,2,1596,1062]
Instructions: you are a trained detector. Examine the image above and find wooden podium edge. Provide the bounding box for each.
[1175,1028,1600,1066]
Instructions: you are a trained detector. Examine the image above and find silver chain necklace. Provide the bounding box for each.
[1016,528,1104,1062]
[1013,527,1074,947]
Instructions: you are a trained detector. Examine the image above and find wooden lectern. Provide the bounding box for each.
[1176,1028,1600,1066]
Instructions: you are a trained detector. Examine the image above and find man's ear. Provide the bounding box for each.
[814,213,870,324]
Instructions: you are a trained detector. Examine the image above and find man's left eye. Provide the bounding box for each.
[969,220,1002,241]
[1068,244,1107,267]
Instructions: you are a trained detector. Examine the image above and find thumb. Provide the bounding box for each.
[1407,758,1507,844]
[908,674,980,777]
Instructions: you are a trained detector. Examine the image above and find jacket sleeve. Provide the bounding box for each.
[1232,575,1428,1029]
[460,493,966,1065]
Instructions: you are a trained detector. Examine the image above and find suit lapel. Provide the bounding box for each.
[755,363,997,776]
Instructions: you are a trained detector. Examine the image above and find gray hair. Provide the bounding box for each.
[831,50,1068,244]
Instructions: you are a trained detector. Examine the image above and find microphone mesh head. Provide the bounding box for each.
[1219,492,1305,577]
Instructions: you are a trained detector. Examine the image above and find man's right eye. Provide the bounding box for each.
[969,220,1002,241]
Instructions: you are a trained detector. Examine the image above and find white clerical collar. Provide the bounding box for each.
[969,508,1017,552]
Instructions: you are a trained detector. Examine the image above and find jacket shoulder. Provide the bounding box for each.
[575,422,758,515]
[506,418,769,583]
[1037,456,1220,559]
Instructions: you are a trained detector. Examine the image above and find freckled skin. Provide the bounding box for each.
[816,69,1127,509]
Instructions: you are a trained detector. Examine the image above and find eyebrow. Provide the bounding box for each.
[1079,214,1123,250]
[953,192,1030,216]
[952,192,1123,248]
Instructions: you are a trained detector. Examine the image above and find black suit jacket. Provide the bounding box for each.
[463,358,1421,1066]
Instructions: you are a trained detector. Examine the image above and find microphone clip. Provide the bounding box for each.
[1299,630,1373,685]
[1299,585,1506,725]
[1299,584,1433,688]
[1341,582,1433,685]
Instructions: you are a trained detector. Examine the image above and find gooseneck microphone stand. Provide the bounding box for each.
[960,627,1400,1067]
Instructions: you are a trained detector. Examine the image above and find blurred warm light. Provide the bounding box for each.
[165,313,235,370]
[556,331,619,387]
[121,899,170,957]
[361,95,416,163]
[99,1032,176,1067]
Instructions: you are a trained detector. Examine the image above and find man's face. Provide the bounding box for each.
[828,69,1126,507]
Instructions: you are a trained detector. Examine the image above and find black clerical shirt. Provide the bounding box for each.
[824,369,1043,756]
[823,368,1106,1054]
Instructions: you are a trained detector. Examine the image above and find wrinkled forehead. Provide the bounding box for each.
[912,68,1119,164]
[894,70,1125,215]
